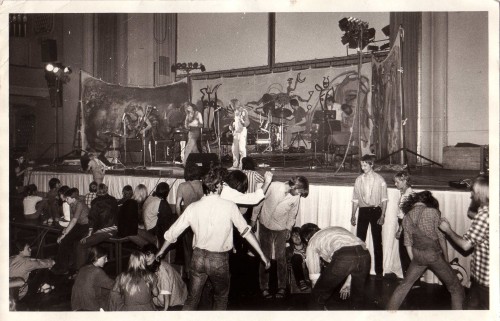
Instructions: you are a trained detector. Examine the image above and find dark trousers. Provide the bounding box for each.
[467,279,489,309]
[54,223,89,272]
[356,207,383,275]
[290,254,306,284]
[183,248,230,310]
[259,224,288,291]
[398,219,411,277]
[310,245,371,310]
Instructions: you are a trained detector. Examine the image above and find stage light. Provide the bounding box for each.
[380,42,390,51]
[45,63,54,72]
[53,66,60,73]
[338,17,349,31]
[382,25,390,37]
[63,66,72,74]
[367,45,379,52]
[193,62,198,69]
[200,64,206,72]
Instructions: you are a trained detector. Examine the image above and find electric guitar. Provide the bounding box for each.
[135,105,154,138]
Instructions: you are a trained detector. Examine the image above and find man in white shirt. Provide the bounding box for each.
[156,168,270,310]
[301,223,370,310]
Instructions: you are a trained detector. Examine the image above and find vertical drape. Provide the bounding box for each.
[390,13,421,165]
[95,14,118,84]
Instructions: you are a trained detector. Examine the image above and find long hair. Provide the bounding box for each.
[202,167,225,195]
[116,251,156,296]
[289,176,309,198]
[401,190,439,215]
[472,175,489,207]
[133,184,148,203]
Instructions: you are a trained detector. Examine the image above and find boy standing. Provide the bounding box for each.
[351,154,387,279]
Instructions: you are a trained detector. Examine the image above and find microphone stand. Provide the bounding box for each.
[215,107,222,160]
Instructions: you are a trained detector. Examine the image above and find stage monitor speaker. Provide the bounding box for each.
[186,153,218,176]
[41,39,57,62]
[127,138,143,152]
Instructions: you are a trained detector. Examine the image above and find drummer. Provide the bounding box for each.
[284,99,307,148]
[183,102,203,166]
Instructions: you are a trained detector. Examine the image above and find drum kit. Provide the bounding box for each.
[255,105,292,152]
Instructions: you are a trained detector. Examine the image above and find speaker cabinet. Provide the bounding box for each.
[186,153,219,176]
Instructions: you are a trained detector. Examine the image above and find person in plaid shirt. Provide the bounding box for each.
[84,181,98,208]
[440,175,489,309]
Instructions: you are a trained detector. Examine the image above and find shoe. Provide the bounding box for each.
[262,289,273,299]
[275,288,286,299]
[298,280,309,292]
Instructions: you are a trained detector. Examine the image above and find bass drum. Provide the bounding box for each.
[270,125,281,149]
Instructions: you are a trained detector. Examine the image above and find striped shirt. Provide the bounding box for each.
[463,205,489,287]
[352,171,388,207]
[305,226,365,283]
[242,170,264,193]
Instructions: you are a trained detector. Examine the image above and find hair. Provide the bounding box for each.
[87,246,108,265]
[289,176,309,198]
[360,154,376,166]
[142,243,161,273]
[49,178,61,190]
[401,190,440,215]
[184,163,202,181]
[393,171,411,187]
[116,251,156,296]
[14,241,29,255]
[230,98,243,109]
[64,188,80,199]
[122,185,133,198]
[225,170,248,193]
[155,182,170,200]
[97,183,108,196]
[472,175,489,207]
[133,184,148,203]
[88,181,98,193]
[299,223,320,244]
[202,167,225,195]
[241,157,256,171]
[26,184,38,196]
[290,98,299,107]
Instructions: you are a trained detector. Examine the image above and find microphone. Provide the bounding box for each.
[122,113,127,121]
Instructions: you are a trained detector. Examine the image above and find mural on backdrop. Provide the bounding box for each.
[191,63,373,155]
[80,71,189,151]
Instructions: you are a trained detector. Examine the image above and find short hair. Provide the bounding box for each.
[230,98,243,109]
[299,223,320,244]
[97,183,108,196]
[14,241,29,254]
[89,181,98,192]
[472,175,489,206]
[360,154,376,166]
[64,188,79,199]
[155,182,170,200]
[290,99,299,107]
[122,185,133,198]
[133,184,148,203]
[87,246,108,264]
[202,167,225,195]
[184,163,202,181]
[225,170,248,193]
[393,171,411,186]
[49,178,61,189]
[26,184,38,196]
[58,185,70,197]
[241,157,256,171]
[291,226,301,236]
[289,176,309,198]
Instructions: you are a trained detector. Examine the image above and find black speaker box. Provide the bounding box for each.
[41,39,57,62]
[186,153,218,175]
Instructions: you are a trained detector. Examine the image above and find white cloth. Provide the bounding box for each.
[23,196,43,215]
[220,183,265,206]
[142,195,162,231]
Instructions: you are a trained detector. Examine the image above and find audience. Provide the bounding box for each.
[393,171,414,277]
[84,181,98,208]
[143,182,175,248]
[57,185,71,227]
[286,227,310,292]
[23,184,43,220]
[43,178,62,223]
[71,246,114,311]
[118,185,133,206]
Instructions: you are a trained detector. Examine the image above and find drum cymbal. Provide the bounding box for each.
[254,109,268,117]
[272,108,292,118]
[102,131,123,137]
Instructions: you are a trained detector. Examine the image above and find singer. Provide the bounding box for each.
[229,99,249,169]
[183,102,203,166]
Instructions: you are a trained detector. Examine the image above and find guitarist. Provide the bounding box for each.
[135,105,153,163]
[183,103,203,167]
[229,99,250,169]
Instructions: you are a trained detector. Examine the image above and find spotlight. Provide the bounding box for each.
[45,63,54,72]
[338,17,349,32]
[380,42,390,51]
[63,66,72,74]
[53,66,60,73]
[200,64,206,72]
[382,25,390,37]
[193,62,198,69]
[367,45,379,52]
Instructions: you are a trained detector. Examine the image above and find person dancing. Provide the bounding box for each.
[183,102,203,167]
[229,99,249,169]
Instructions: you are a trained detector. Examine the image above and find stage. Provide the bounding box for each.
[24,159,479,285]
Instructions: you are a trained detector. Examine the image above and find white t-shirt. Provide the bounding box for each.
[23,195,43,215]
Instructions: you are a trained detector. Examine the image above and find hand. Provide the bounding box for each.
[80,237,87,244]
[57,235,65,244]
[377,215,385,225]
[250,220,257,233]
[439,219,451,233]
[155,251,164,261]
[339,286,351,300]
[285,229,291,240]
[262,256,271,270]
[351,216,356,226]
[62,228,67,235]
[264,171,273,182]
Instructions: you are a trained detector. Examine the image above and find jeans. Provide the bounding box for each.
[259,224,288,291]
[310,245,370,310]
[467,279,489,309]
[386,247,465,310]
[183,248,230,310]
[356,207,383,275]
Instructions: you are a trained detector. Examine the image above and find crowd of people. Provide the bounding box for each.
[9,155,489,311]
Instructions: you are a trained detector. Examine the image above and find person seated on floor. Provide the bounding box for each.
[117,184,156,247]
[76,183,118,270]
[286,226,310,292]
[143,243,188,310]
[300,223,370,310]
[84,181,98,208]
[109,251,159,311]
[143,182,176,248]
[23,184,44,220]
[57,185,71,227]
[9,241,55,301]
[71,246,114,311]
[52,188,90,275]
[117,185,133,206]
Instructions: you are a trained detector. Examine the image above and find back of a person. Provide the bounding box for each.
[71,265,102,311]
[155,261,188,307]
[23,195,42,215]
[117,199,139,238]
[123,278,155,311]
[91,195,117,230]
[405,204,441,241]
[178,180,204,209]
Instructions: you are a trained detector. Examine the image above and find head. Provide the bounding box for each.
[225,170,248,193]
[290,99,299,109]
[88,181,98,193]
[49,178,61,190]
[184,163,202,181]
[299,223,320,245]
[17,155,25,164]
[64,188,80,205]
[58,185,70,201]
[288,176,309,198]
[142,243,159,266]
[202,167,225,195]
[127,251,148,273]
[26,184,38,196]
[241,157,256,171]
[122,185,133,199]
[393,171,411,191]
[133,184,148,203]
[471,175,489,207]
[155,182,170,200]
[15,242,32,257]
[96,183,108,196]
[87,246,108,267]
[230,98,243,112]
[290,227,302,245]
[185,102,195,114]
[360,154,376,173]
[401,190,439,214]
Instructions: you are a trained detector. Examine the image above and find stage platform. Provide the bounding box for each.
[24,160,480,286]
